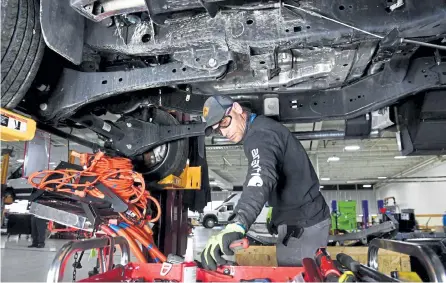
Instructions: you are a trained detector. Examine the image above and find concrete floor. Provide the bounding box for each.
[1,226,222,282]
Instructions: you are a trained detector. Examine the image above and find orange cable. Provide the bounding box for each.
[27,151,161,227]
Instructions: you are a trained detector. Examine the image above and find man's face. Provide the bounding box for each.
[212,102,247,143]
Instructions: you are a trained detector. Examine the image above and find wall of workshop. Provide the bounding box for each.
[321,189,378,222]
[376,161,446,227]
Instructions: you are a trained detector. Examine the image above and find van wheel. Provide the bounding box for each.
[203,217,216,229]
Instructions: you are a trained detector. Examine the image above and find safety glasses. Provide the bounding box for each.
[212,107,232,135]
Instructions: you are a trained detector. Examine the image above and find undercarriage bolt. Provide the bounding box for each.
[126,144,132,149]
[100,17,114,27]
[40,103,48,111]
[208,58,217,67]
[127,122,132,128]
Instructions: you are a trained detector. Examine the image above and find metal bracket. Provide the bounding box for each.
[112,119,206,156]
[42,0,84,65]
[144,0,167,25]
[173,48,233,71]
[80,202,102,230]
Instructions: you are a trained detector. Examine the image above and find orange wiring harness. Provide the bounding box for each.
[28,151,161,226]
[28,151,167,263]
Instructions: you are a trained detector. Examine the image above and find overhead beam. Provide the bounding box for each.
[308,122,323,151]
[375,156,446,189]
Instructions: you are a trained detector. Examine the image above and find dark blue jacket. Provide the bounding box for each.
[233,115,330,229]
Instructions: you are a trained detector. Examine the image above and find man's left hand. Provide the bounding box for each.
[201,223,245,270]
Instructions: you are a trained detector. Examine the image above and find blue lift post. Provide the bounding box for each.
[331,200,338,232]
[362,200,369,229]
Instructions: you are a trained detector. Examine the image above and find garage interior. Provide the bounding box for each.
[1,0,446,281]
[2,117,446,282]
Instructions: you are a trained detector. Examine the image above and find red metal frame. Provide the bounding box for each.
[47,221,79,234]
[47,221,104,238]
[79,263,306,282]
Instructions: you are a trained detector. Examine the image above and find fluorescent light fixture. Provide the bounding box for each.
[378,176,387,179]
[49,162,56,165]
[344,145,360,151]
[16,159,24,163]
[320,177,331,181]
[394,156,407,159]
[327,156,340,162]
[363,184,372,188]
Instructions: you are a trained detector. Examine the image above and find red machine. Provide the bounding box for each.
[75,247,342,283]
[80,263,307,282]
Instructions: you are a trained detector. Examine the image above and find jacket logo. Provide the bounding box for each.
[247,148,263,187]
[203,106,209,118]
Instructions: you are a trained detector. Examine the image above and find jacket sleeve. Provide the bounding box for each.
[232,129,283,230]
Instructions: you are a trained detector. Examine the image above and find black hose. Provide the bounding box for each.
[336,253,360,273]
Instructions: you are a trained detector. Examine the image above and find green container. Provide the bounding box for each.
[331,200,357,233]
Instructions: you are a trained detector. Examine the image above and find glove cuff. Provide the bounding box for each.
[226,223,246,234]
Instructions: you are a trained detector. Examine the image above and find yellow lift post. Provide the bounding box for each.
[1,149,11,186]
[1,108,36,141]
[1,108,36,213]
[158,163,201,190]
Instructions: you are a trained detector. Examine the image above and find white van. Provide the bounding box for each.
[200,193,269,228]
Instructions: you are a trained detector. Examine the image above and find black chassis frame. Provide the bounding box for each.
[38,56,446,122]
[33,56,446,157]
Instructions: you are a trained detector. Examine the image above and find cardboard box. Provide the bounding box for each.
[236,246,410,275]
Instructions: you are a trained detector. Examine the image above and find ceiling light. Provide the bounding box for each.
[378,176,387,179]
[16,159,24,163]
[394,156,407,159]
[320,177,330,181]
[363,184,372,188]
[49,162,56,165]
[327,156,340,162]
[319,186,324,189]
[344,145,360,151]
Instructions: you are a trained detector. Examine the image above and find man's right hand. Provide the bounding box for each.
[200,223,245,270]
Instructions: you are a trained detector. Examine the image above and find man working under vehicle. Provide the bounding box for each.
[201,95,330,270]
